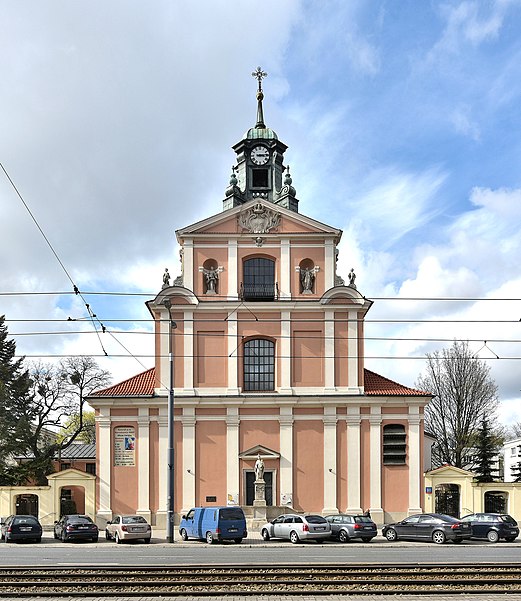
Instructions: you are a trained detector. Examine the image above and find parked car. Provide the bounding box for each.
[325,514,377,542]
[260,514,331,544]
[1,515,42,543]
[105,514,152,543]
[460,513,519,542]
[179,506,247,544]
[382,513,471,544]
[54,514,99,542]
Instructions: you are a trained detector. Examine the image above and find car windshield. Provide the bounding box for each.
[500,515,517,524]
[70,516,94,524]
[122,516,147,524]
[354,516,373,524]
[434,514,458,523]
[14,517,39,525]
[219,508,244,520]
[305,515,327,524]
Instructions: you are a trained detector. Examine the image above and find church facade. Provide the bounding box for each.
[90,70,431,527]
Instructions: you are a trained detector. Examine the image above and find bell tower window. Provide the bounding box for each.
[252,168,269,188]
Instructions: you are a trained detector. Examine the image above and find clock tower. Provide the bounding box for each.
[223,67,299,212]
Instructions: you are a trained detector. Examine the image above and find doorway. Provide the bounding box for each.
[15,494,38,517]
[435,483,460,517]
[245,471,273,506]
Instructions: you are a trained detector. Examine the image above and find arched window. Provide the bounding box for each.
[382,424,407,464]
[243,339,275,391]
[242,258,276,301]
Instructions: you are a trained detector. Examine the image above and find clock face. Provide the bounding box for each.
[251,145,270,165]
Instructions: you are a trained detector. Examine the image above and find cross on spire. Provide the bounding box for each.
[252,67,267,128]
[252,66,267,92]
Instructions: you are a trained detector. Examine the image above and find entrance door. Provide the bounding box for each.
[245,471,273,506]
[435,483,460,517]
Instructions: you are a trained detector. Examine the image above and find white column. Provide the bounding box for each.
[182,408,196,512]
[280,239,291,298]
[279,310,292,393]
[408,408,422,514]
[227,313,240,394]
[226,408,240,505]
[346,406,362,513]
[348,309,358,387]
[279,407,294,506]
[136,409,151,520]
[96,412,112,519]
[159,312,170,392]
[157,408,168,527]
[369,408,384,524]
[324,239,335,290]
[228,239,238,299]
[323,407,338,513]
[324,309,335,391]
[184,240,194,291]
[183,309,194,393]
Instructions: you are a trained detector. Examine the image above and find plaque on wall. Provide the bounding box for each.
[114,426,136,466]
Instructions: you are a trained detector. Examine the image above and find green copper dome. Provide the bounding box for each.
[244,126,278,140]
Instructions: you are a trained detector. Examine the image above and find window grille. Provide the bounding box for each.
[243,338,275,391]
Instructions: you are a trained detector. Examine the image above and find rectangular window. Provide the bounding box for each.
[252,168,269,188]
[85,463,96,475]
[60,462,71,471]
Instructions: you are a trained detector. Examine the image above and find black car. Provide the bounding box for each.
[54,514,99,542]
[460,513,519,543]
[1,515,42,543]
[325,514,377,542]
[382,513,471,544]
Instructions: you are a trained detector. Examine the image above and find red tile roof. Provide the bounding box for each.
[91,367,429,398]
[364,369,429,396]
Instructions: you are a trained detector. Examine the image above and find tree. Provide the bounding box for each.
[506,422,521,440]
[0,347,110,485]
[57,411,96,444]
[417,340,499,470]
[473,417,500,482]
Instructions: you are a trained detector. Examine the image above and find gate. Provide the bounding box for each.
[435,483,460,517]
[484,491,507,513]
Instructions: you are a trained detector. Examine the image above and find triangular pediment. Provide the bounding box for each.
[239,444,280,460]
[47,468,96,481]
[426,465,475,477]
[176,200,341,240]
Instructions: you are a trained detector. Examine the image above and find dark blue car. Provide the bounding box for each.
[460,513,519,543]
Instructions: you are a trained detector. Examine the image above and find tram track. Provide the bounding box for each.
[2,563,521,596]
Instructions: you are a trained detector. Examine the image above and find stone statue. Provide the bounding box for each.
[254,454,265,481]
[162,268,171,288]
[348,268,357,289]
[203,266,218,294]
[300,267,315,293]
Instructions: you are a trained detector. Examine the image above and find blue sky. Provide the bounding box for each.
[1,0,521,424]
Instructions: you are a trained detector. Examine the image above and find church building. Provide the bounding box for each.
[89,69,431,528]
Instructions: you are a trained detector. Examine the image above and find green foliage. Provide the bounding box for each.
[57,412,96,444]
[473,417,500,483]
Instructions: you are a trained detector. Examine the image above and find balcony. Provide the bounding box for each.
[239,282,279,301]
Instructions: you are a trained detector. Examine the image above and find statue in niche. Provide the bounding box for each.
[203,266,219,294]
[348,268,357,289]
[162,268,171,288]
[300,267,315,293]
[254,454,265,482]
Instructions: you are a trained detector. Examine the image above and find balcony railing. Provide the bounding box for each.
[239,282,279,301]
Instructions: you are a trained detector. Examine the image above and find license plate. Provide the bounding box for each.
[78,526,89,529]
[315,527,325,531]
[20,527,32,532]
[131,527,145,532]
[512,531,517,534]
[228,528,237,532]
[364,526,373,530]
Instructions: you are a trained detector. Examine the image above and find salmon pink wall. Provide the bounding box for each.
[195,330,227,387]
[334,315,348,387]
[149,420,159,513]
[111,422,138,515]
[293,420,323,512]
[382,465,409,513]
[292,329,324,386]
[193,247,228,297]
[290,242,325,296]
[195,421,227,506]
[239,420,280,453]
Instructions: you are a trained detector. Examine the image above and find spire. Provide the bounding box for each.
[252,66,267,129]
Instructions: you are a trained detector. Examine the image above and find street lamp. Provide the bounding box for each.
[162,298,177,543]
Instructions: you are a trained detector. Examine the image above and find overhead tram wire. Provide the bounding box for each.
[0,161,149,372]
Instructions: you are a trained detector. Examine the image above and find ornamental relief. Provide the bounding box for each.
[238,202,281,234]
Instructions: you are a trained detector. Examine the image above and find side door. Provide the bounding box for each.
[417,514,438,539]
[184,509,196,538]
[395,515,421,539]
[461,514,478,537]
[272,515,290,539]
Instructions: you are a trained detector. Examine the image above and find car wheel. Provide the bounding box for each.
[289,530,300,544]
[105,530,111,540]
[487,530,499,543]
[180,528,188,541]
[385,528,398,542]
[115,532,122,545]
[206,531,215,545]
[505,537,516,542]
[261,529,270,541]
[339,529,350,543]
[432,530,446,544]
[61,531,67,543]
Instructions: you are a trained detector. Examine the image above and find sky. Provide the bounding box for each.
[1,0,521,425]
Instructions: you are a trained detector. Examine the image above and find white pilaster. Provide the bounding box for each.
[184,240,194,291]
[157,408,168,525]
[408,408,422,514]
[183,309,194,393]
[279,407,294,506]
[96,411,112,519]
[159,313,170,392]
[226,408,240,505]
[324,239,335,291]
[136,409,151,520]
[279,311,292,393]
[280,239,291,298]
[227,313,240,393]
[348,310,358,387]
[324,309,335,391]
[182,407,196,512]
[323,407,338,513]
[346,406,362,513]
[228,239,238,298]
[369,408,384,523]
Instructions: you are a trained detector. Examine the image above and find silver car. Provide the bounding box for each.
[260,513,331,544]
[105,515,152,543]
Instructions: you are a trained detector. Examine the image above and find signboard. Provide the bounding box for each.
[426,486,433,494]
[114,426,136,466]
